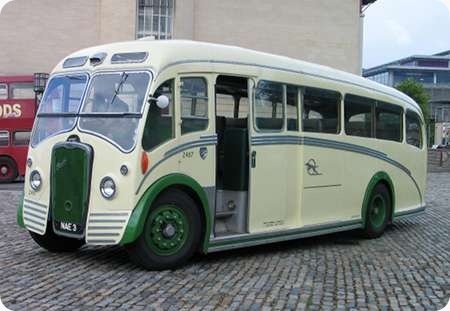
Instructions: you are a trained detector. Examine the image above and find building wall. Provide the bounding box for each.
[0,0,363,75]
[99,0,136,44]
[174,0,363,74]
[0,0,100,75]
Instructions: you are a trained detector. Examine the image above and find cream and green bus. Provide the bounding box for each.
[17,40,426,270]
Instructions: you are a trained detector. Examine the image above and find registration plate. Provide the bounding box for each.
[54,221,83,235]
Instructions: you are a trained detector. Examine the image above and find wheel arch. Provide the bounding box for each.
[361,171,395,225]
[0,154,19,165]
[120,173,211,253]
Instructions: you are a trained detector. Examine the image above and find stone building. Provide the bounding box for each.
[0,0,374,76]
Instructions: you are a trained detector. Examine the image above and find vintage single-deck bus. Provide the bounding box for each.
[17,40,426,270]
[0,76,37,183]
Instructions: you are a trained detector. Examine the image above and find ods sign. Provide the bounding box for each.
[0,103,22,118]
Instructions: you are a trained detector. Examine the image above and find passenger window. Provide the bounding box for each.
[376,102,403,142]
[345,94,374,138]
[238,97,249,118]
[406,111,423,148]
[13,131,31,146]
[181,77,208,134]
[216,94,234,118]
[286,85,299,131]
[142,79,174,151]
[0,131,9,146]
[303,87,340,134]
[254,81,284,131]
[10,83,35,99]
[0,84,7,100]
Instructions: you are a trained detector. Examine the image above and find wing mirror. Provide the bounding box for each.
[149,95,170,109]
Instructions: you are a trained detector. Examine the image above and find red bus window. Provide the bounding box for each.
[10,83,34,99]
[0,84,7,100]
[0,131,9,146]
[13,131,31,146]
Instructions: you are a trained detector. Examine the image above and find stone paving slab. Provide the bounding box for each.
[0,173,449,310]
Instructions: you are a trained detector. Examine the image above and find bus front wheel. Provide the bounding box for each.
[29,225,85,252]
[363,183,391,239]
[0,157,18,183]
[126,189,201,270]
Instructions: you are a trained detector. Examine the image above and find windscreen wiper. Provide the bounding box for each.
[79,112,142,118]
[109,72,129,107]
[37,112,79,117]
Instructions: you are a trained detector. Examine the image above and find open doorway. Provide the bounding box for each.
[214,75,250,236]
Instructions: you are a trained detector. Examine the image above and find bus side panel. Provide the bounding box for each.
[301,143,346,226]
[342,139,424,221]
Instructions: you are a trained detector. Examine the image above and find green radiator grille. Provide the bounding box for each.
[51,142,92,238]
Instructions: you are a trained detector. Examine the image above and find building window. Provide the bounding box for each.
[437,72,450,84]
[137,0,174,39]
[393,71,434,85]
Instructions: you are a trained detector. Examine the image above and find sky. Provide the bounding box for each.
[363,0,450,69]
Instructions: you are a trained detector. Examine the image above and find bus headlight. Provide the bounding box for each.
[30,170,42,191]
[100,177,116,199]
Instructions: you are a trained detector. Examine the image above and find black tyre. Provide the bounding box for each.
[0,157,18,183]
[126,189,201,270]
[29,224,84,252]
[363,183,391,239]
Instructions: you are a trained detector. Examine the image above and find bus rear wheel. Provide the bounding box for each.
[363,183,391,239]
[29,224,85,252]
[0,157,18,183]
[126,189,201,270]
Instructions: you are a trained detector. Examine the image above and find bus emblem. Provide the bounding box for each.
[56,159,67,171]
[305,159,322,176]
[199,147,208,160]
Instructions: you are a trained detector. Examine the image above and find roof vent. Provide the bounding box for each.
[111,52,148,64]
[90,52,107,66]
[63,56,88,68]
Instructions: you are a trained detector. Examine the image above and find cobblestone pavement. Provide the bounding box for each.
[1,173,449,310]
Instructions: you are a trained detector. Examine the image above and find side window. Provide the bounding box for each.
[303,87,340,134]
[376,102,403,142]
[181,77,208,135]
[345,94,374,138]
[0,131,9,146]
[406,111,423,148]
[142,79,174,151]
[0,84,7,100]
[238,97,249,118]
[254,80,284,131]
[13,131,31,146]
[10,83,35,99]
[216,94,234,118]
[286,85,299,131]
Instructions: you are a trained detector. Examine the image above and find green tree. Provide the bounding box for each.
[395,78,430,123]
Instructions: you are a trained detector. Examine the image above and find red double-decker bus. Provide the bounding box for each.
[0,76,37,183]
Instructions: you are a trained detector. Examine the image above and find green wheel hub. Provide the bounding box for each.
[369,194,387,229]
[145,205,189,256]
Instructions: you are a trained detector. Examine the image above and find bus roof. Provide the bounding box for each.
[54,40,422,114]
